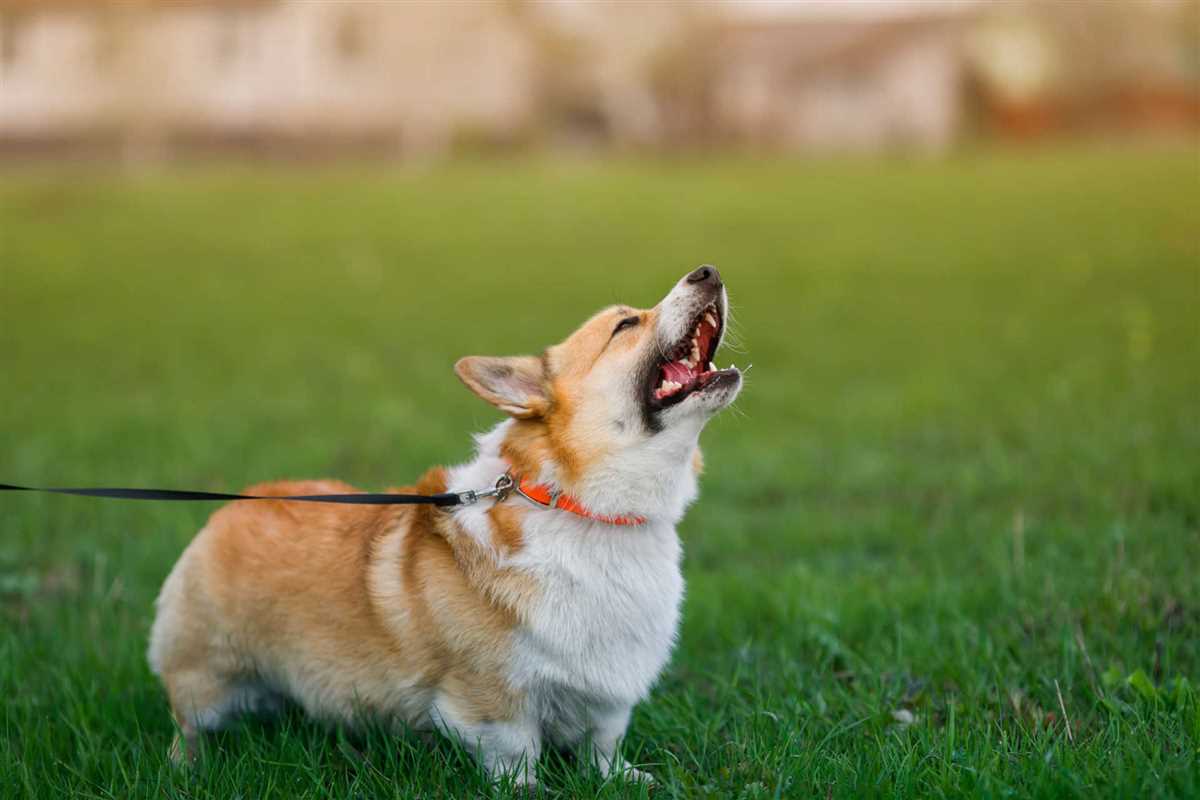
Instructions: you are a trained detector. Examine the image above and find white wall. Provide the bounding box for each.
[0,3,537,153]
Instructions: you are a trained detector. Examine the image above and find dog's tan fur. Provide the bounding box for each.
[150,468,538,758]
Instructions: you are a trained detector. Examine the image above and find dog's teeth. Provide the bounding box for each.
[709,361,717,371]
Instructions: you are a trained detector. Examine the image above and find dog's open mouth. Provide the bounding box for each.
[649,302,736,408]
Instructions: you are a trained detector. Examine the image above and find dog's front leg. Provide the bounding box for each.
[584,705,654,784]
[432,701,541,789]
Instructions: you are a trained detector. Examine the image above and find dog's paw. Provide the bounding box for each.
[505,773,541,795]
[613,765,655,785]
[491,766,540,795]
[167,733,200,768]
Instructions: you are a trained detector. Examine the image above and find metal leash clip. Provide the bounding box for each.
[453,471,514,507]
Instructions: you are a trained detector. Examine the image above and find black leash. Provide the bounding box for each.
[0,477,515,508]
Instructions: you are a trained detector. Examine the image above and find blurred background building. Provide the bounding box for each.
[0,0,1196,162]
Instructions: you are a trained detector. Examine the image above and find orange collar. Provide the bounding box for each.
[512,475,646,526]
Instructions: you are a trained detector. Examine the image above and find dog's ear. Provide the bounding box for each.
[454,356,550,419]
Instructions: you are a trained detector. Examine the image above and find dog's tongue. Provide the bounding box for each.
[662,361,694,385]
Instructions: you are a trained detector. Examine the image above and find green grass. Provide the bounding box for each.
[1,148,1198,799]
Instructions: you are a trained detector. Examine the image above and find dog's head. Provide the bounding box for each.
[455,266,741,514]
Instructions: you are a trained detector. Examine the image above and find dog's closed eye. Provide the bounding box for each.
[611,316,640,337]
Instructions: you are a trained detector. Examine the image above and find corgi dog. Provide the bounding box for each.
[148,266,742,787]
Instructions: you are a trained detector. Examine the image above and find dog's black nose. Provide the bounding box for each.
[686,265,721,286]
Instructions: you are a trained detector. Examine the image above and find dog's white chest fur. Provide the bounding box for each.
[446,421,694,746]
[508,518,683,743]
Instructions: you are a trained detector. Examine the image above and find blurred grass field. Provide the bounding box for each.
[1,148,1198,799]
